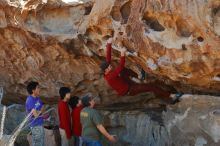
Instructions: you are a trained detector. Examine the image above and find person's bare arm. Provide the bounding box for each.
[31,109,42,117]
[96,124,116,143]
[120,47,126,56]
[40,105,47,113]
[31,105,46,117]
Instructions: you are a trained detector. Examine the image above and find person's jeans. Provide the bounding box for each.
[31,125,45,146]
[74,136,83,146]
[59,128,70,146]
[82,137,102,146]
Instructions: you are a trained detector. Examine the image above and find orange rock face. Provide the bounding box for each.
[0,0,220,104]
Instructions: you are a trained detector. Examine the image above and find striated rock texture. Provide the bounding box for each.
[0,0,220,104]
[102,95,220,146]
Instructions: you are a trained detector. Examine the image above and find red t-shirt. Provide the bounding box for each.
[104,43,129,96]
[58,100,72,139]
[71,105,83,137]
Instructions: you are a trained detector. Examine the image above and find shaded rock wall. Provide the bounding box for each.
[0,0,220,103]
[101,95,220,146]
[1,94,220,146]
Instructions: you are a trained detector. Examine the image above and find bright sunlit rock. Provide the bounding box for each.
[62,0,84,4]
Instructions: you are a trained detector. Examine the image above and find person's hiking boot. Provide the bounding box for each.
[171,92,184,104]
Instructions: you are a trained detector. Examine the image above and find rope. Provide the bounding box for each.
[0,106,6,139]
[0,86,5,140]
[0,86,3,104]
[22,107,56,131]
[6,107,56,146]
[7,111,33,146]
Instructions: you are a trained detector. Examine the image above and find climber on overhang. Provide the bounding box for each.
[100,38,183,104]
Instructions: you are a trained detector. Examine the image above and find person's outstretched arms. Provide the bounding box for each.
[108,48,127,78]
[106,38,113,63]
[97,124,117,143]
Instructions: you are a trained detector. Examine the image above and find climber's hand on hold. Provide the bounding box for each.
[107,38,113,44]
[121,47,127,56]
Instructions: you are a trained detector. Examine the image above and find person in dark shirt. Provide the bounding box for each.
[58,87,72,146]
[68,96,83,146]
[100,38,183,104]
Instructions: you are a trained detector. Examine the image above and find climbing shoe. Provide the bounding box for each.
[140,69,146,81]
[171,92,184,104]
[126,50,138,56]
